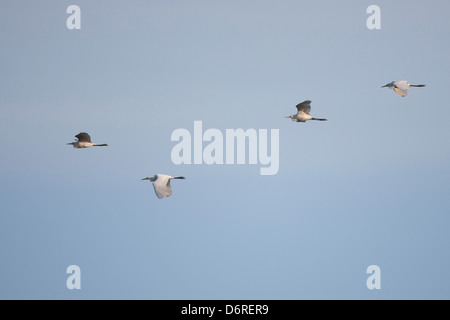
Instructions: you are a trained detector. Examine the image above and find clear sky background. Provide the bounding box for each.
[1,0,449,299]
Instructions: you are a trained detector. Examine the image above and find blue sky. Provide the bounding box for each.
[1,0,449,299]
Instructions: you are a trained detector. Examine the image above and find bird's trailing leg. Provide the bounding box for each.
[410,84,426,87]
[311,118,328,121]
[173,177,186,180]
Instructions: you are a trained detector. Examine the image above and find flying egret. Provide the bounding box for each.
[382,81,426,97]
[142,174,186,199]
[67,132,108,148]
[285,100,327,123]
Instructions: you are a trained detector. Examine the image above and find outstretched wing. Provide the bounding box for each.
[75,132,92,143]
[153,176,172,199]
[165,179,173,197]
[392,81,409,97]
[393,87,407,97]
[296,100,312,115]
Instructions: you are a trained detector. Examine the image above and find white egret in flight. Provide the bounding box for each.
[382,81,426,97]
[67,132,108,148]
[285,100,327,123]
[142,174,185,199]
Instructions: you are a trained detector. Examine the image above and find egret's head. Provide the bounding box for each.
[284,115,296,121]
[382,82,394,88]
[142,176,156,182]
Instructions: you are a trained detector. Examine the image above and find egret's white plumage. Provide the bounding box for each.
[382,81,426,97]
[142,174,185,199]
[67,132,108,148]
[285,100,327,123]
